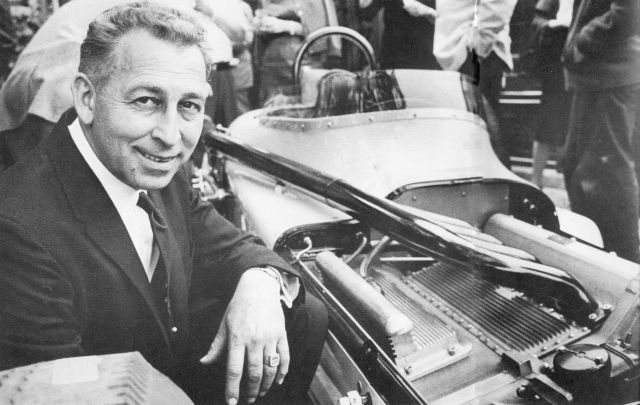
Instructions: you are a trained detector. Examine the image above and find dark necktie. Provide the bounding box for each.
[137,192,178,335]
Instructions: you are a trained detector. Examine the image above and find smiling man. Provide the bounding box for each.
[0,3,327,405]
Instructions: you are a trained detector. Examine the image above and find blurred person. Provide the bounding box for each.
[433,0,518,167]
[0,0,232,171]
[0,0,15,82]
[253,0,338,105]
[561,0,640,262]
[528,0,572,188]
[0,4,327,405]
[359,0,440,70]
[197,0,256,120]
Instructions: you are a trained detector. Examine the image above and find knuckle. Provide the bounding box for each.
[227,369,243,380]
[247,365,263,380]
[263,366,277,377]
[278,365,289,377]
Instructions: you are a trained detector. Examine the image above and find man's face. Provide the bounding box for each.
[85,30,209,190]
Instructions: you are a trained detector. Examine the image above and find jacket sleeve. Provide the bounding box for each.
[573,0,639,57]
[0,215,84,371]
[187,184,298,301]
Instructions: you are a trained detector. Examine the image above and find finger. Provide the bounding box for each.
[275,337,290,385]
[200,323,227,364]
[259,346,278,397]
[225,339,245,405]
[244,346,264,403]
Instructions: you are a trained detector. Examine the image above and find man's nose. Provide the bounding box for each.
[151,110,181,146]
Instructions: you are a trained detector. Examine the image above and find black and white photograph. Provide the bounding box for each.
[0,0,638,404]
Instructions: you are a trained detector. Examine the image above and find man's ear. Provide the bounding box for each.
[71,73,97,125]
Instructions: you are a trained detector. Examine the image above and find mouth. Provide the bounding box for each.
[138,149,179,164]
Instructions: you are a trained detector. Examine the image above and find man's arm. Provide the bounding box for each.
[188,187,298,296]
[572,0,639,58]
[0,215,83,371]
[470,0,517,57]
[187,186,300,405]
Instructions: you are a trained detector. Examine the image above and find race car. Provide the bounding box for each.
[204,27,640,405]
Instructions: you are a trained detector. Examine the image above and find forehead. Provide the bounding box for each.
[105,29,208,97]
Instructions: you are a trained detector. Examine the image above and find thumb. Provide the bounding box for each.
[200,323,227,364]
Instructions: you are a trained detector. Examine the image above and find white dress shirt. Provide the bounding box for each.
[68,118,157,281]
[434,0,518,71]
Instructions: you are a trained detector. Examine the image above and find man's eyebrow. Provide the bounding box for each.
[126,85,166,97]
[182,91,207,100]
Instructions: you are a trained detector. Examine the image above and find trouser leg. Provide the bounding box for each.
[260,294,328,405]
[563,86,640,263]
[459,51,510,167]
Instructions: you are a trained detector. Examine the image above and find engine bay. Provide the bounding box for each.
[275,216,640,404]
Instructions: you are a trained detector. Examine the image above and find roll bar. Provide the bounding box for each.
[292,26,377,88]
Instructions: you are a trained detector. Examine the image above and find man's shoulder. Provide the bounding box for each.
[0,145,64,221]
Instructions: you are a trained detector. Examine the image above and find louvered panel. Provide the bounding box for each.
[407,263,573,354]
[377,277,455,349]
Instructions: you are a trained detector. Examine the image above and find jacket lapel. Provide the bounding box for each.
[43,109,173,349]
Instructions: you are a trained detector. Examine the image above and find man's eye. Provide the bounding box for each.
[135,97,159,107]
[181,101,202,112]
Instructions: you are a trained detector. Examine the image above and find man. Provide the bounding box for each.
[433,0,518,167]
[561,0,640,263]
[359,0,440,70]
[0,4,327,405]
[0,0,232,171]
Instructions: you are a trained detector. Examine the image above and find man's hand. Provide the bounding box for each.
[200,270,289,405]
[255,15,302,36]
[403,0,437,23]
[548,18,570,28]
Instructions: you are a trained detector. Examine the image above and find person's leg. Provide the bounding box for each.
[260,294,328,405]
[235,88,253,116]
[532,140,552,188]
[460,51,510,167]
[564,85,640,263]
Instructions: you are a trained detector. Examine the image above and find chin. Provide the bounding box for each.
[140,177,174,190]
[128,172,176,191]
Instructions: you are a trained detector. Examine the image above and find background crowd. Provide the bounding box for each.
[0,0,638,263]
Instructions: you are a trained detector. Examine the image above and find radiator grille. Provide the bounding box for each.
[377,277,455,350]
[405,263,580,355]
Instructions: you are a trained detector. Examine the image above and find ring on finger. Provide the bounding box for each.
[264,353,280,367]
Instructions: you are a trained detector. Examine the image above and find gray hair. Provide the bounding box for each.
[79,2,212,88]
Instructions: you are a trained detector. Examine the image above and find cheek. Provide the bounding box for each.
[181,121,204,150]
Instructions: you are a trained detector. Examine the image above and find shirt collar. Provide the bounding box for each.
[68,118,142,211]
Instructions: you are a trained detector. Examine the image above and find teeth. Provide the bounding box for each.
[141,151,174,163]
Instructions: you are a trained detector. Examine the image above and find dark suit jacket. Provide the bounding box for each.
[0,109,296,376]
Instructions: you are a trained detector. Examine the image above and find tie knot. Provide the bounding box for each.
[137,192,167,230]
[137,192,155,215]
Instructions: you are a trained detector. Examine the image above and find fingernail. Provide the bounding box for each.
[247,397,256,403]
[276,378,284,385]
[228,399,237,405]
[259,390,267,397]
